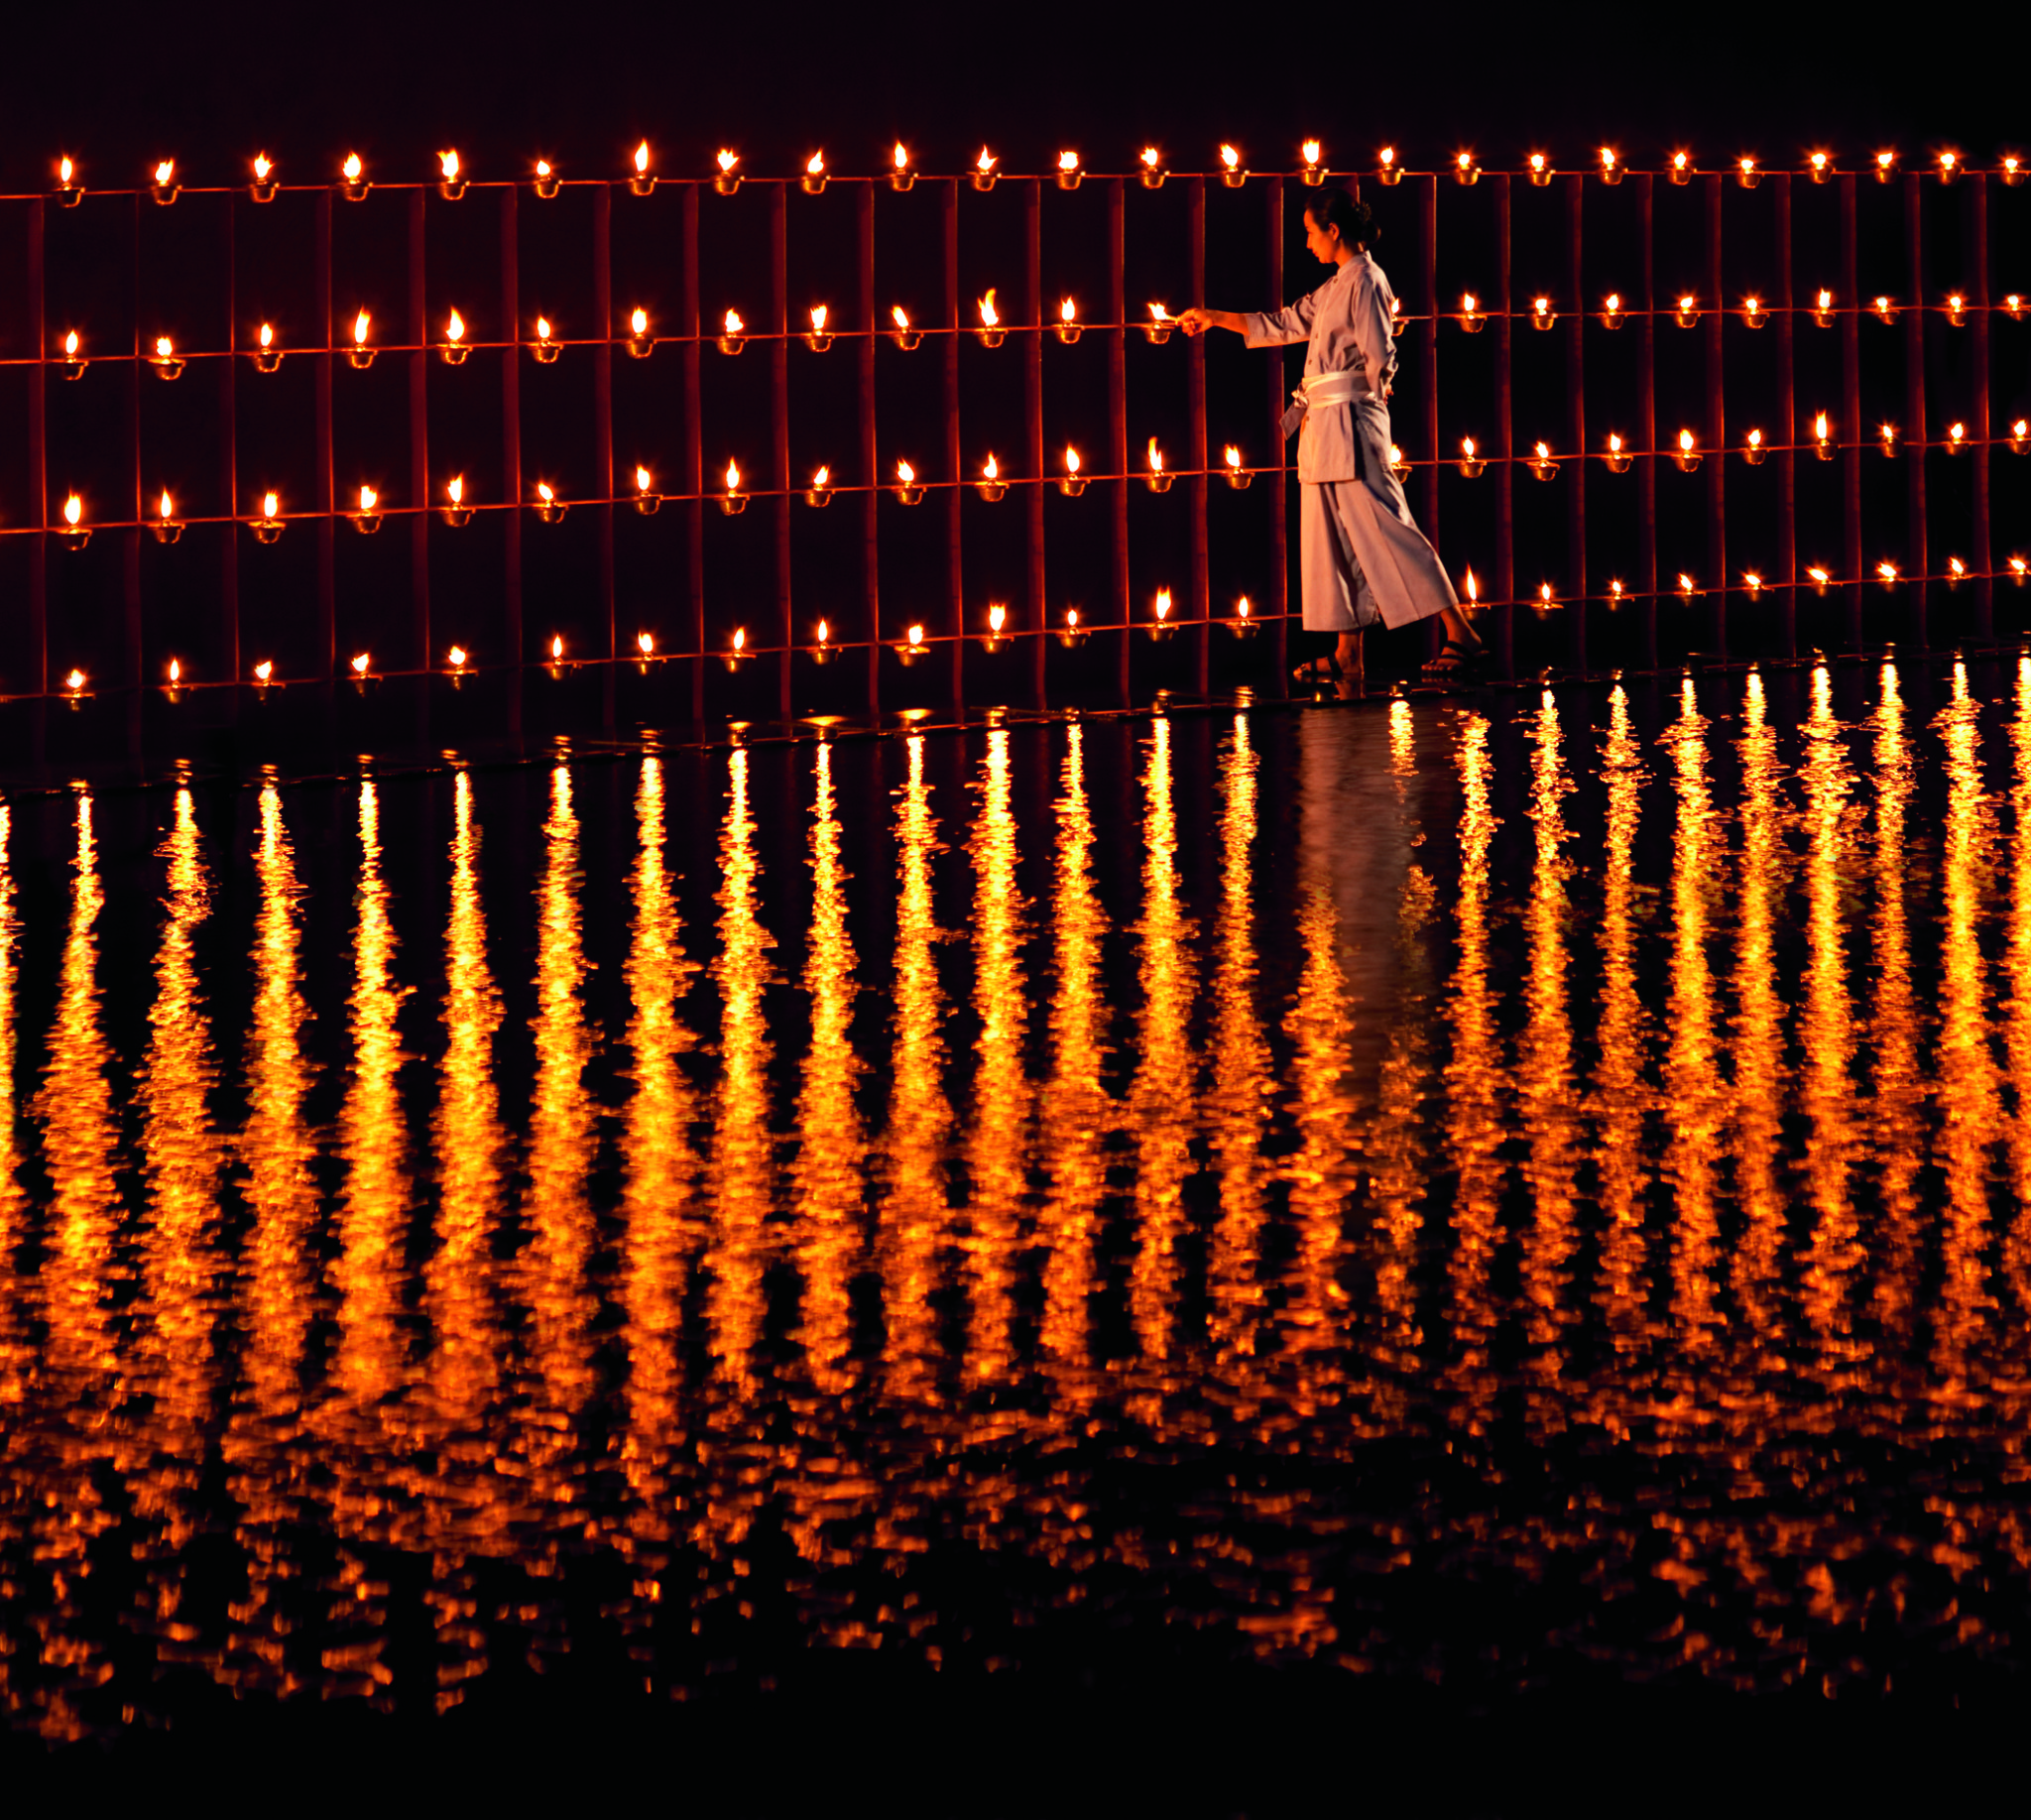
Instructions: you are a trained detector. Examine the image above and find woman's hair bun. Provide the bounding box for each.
[1308,185,1379,248]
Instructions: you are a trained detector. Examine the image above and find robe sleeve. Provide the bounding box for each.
[1241,288,1318,348]
[1353,269,1397,395]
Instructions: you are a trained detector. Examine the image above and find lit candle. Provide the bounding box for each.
[1304,138,1329,185]
[262,491,279,519]
[907,624,924,646]
[1602,293,1623,327]
[1949,556,1968,581]
[59,155,75,187]
[1531,295,1553,328]
[65,669,85,691]
[1744,427,1765,463]
[1154,587,1172,620]
[1947,293,1967,325]
[1737,155,1758,187]
[255,661,274,682]
[733,627,748,652]
[449,646,467,667]
[896,458,921,501]
[1877,560,1900,585]
[891,303,918,349]
[358,484,378,512]
[1742,295,1765,326]
[1743,571,1763,595]
[1530,439,1557,480]
[1140,145,1164,188]
[1676,428,1701,472]
[1678,573,1698,598]
[973,146,998,191]
[63,493,82,526]
[351,653,371,675]
[1949,422,1967,451]
[637,141,659,194]
[1815,411,1833,457]
[350,306,374,368]
[342,152,367,197]
[160,489,175,520]
[1876,150,1897,182]
[441,306,467,362]
[152,158,178,203]
[1600,146,1620,183]
[1528,152,1550,186]
[1671,150,1691,183]
[978,289,1004,345]
[1146,301,1174,343]
[1539,582,1555,605]
[535,158,559,198]
[1459,435,1485,477]
[1460,292,1483,331]
[1057,149,1081,190]
[988,603,1007,634]
[552,635,565,660]
[1810,151,1831,182]
[1238,595,1252,619]
[1061,445,1085,495]
[1220,144,1243,181]
[1056,297,1080,343]
[638,631,656,655]
[1456,150,1477,185]
[439,149,464,196]
[1676,294,1700,327]
[804,149,827,194]
[1465,570,1478,604]
[1808,565,1831,591]
[1302,139,1322,171]
[1939,150,1959,181]
[1609,579,1623,601]
[1605,431,1629,473]
[893,143,913,190]
[168,659,180,681]
[1880,423,1898,454]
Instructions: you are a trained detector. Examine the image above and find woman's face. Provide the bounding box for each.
[1303,211,1343,266]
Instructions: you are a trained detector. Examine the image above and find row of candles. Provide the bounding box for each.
[40,404,2031,545]
[55,549,2031,700]
[42,280,2030,378]
[41,144,2029,198]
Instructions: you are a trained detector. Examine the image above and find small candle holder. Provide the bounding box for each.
[1058,473,1087,498]
[1742,434,1767,465]
[1816,436,1837,461]
[56,181,83,208]
[892,324,921,351]
[1056,167,1082,192]
[1809,156,1833,184]
[1599,154,1622,186]
[622,328,653,358]
[1530,301,1555,330]
[1742,300,1767,327]
[1528,158,1553,187]
[1376,155,1403,187]
[1873,298,1898,324]
[720,491,748,517]
[637,172,662,197]
[58,524,91,551]
[150,349,184,381]
[1670,156,1693,186]
[977,324,1006,350]
[1145,469,1173,494]
[1946,296,1968,327]
[1812,300,1835,328]
[1528,450,1559,482]
[1601,301,1624,329]
[536,495,569,525]
[1604,443,1632,474]
[439,339,469,366]
[2003,294,2024,322]
[891,168,914,192]
[1225,465,1253,491]
[1458,303,1484,333]
[895,479,926,505]
[346,346,376,371]
[977,474,1007,503]
[251,513,285,545]
[1147,618,1176,643]
[1945,426,1967,455]
[971,168,998,193]
[2012,557,2030,586]
[805,480,834,507]
[1458,448,1487,478]
[251,176,278,203]
[809,633,835,665]
[442,501,473,528]
[1222,163,1249,189]
[1143,316,1174,345]
[152,180,179,206]
[1140,165,1166,190]
[801,171,827,196]
[1057,615,1090,648]
[896,634,929,665]
[1228,610,1258,638]
[1388,450,1413,485]
[535,168,561,200]
[1302,165,1327,188]
[1454,157,1480,186]
[981,618,1013,652]
[341,174,371,202]
[2010,422,2029,455]
[1737,161,1761,189]
[1880,428,1899,458]
[351,508,383,535]
[1674,300,1701,328]
[253,345,284,374]
[636,488,661,516]
[2004,159,2025,189]
[152,516,183,546]
[1055,319,1082,345]
[534,333,561,365]
[440,176,467,201]
[805,328,833,353]
[1674,445,1702,474]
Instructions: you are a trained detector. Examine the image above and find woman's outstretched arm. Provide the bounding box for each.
[1177,308,1248,335]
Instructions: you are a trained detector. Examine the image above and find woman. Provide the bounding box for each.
[1180,188,1484,691]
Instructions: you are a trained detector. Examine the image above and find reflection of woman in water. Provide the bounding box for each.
[1180,188,1483,695]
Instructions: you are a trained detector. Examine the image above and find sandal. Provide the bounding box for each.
[1292,655,1343,690]
[1421,638,1489,680]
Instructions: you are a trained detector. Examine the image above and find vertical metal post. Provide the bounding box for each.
[1493,174,1514,678]
[1418,175,1440,663]
[1566,174,1587,673]
[500,184,524,696]
[855,179,880,715]
[314,189,335,680]
[683,182,705,718]
[594,182,618,713]
[1840,174,1863,648]
[1265,175,1287,693]
[1109,177,1131,701]
[771,180,794,718]
[941,178,964,711]
[27,200,48,698]
[1024,175,1047,707]
[1187,174,1210,694]
[1774,175,1797,656]
[1704,174,1727,659]
[1638,173,1659,668]
[1971,172,1993,642]
[219,193,239,685]
[408,187,431,672]
[1904,172,1929,647]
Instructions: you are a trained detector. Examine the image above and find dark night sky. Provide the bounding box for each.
[3,0,2018,189]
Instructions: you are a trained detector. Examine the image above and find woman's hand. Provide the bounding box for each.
[1179,307,1245,337]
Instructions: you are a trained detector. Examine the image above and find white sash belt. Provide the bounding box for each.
[1280,369,1365,438]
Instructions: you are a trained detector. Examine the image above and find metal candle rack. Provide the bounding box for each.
[5,144,2025,721]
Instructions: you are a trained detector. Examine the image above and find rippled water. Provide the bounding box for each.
[6,659,2031,1748]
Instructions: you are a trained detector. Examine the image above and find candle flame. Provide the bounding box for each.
[1941,151,1959,172]
[894,143,909,170]
[1058,151,1079,172]
[892,304,910,329]
[1529,154,1546,173]
[1877,150,1895,170]
[1238,595,1252,617]
[817,619,829,642]
[640,142,657,176]
[439,150,460,181]
[1610,579,1623,597]
[725,460,741,490]
[1461,435,1477,457]
[1302,140,1322,165]
[1221,144,1241,170]
[538,481,556,503]
[1679,428,1696,452]
[64,329,79,356]
[552,635,564,659]
[60,156,74,184]
[1878,560,1899,581]
[259,321,275,348]
[719,308,739,335]
[1679,573,1696,592]
[1679,294,1697,311]
[358,484,378,512]
[1147,437,1164,473]
[983,452,1000,480]
[1154,587,1172,620]
[1811,152,1828,171]
[65,669,85,691]
[1061,297,1077,321]
[977,147,997,174]
[2015,557,2030,577]
[159,489,174,520]
[1225,445,1242,469]
[343,153,363,182]
[2017,420,2030,438]
[262,491,279,518]
[1462,293,1478,313]
[1881,423,1897,443]
[1739,156,1755,175]
[1149,302,1171,321]
[1950,293,1966,310]
[907,623,923,645]
[806,150,825,176]
[537,315,553,339]
[255,661,273,681]
[536,159,552,179]
[351,653,370,674]
[1533,296,1550,315]
[1744,571,1763,590]
[154,159,175,185]
[1065,445,1081,474]
[1950,423,1967,442]
[448,474,464,504]
[63,494,81,527]
[445,307,465,342]
[1809,565,1831,583]
[989,603,1007,633]
[155,334,174,358]
[1535,440,1552,459]
[1747,427,1763,447]
[353,307,371,345]
[169,658,180,680]
[810,303,828,332]
[636,465,654,492]
[896,459,916,485]
[1673,151,1689,171]
[1605,293,1621,311]
[1819,289,1834,309]
[1379,147,1396,168]
[638,631,655,654]
[1141,147,1160,169]
[1601,147,1617,169]
[1389,443,1404,467]
[1816,413,1830,438]
[449,646,466,667]
[734,627,747,652]
[1951,555,1967,576]
[1539,582,1553,602]
[1457,152,1474,171]
[1608,432,1623,452]
[811,464,830,488]
[1066,609,1080,628]
[1743,295,1761,312]
[979,289,1000,327]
